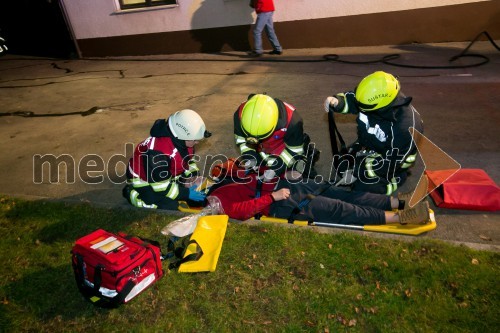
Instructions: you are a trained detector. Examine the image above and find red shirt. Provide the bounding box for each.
[252,0,275,14]
[209,176,277,220]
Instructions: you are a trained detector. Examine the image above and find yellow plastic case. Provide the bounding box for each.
[178,215,228,273]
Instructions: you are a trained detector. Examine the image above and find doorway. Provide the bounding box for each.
[0,0,76,58]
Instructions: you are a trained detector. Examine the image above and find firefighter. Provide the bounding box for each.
[324,71,424,195]
[123,109,211,210]
[234,93,318,179]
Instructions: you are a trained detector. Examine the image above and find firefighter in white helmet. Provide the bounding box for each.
[123,109,211,210]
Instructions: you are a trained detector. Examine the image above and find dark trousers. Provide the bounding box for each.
[269,180,391,226]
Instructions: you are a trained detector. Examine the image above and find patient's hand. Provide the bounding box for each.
[271,188,290,201]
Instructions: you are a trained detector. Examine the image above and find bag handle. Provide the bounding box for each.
[72,253,128,307]
[166,236,204,270]
[119,232,161,248]
[73,254,103,294]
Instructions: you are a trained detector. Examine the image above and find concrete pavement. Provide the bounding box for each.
[0,41,499,251]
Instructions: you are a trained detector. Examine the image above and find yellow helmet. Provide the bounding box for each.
[240,94,279,141]
[355,71,400,111]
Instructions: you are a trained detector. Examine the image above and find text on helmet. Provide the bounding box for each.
[176,123,190,136]
[368,93,392,103]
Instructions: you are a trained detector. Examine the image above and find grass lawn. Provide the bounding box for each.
[0,195,498,332]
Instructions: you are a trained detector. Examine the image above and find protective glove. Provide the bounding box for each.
[239,151,262,171]
[188,185,206,202]
[335,169,357,186]
[241,158,257,170]
[324,96,338,113]
[259,169,276,183]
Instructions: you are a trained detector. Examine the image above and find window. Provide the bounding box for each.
[118,0,177,10]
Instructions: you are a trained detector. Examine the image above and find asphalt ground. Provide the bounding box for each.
[0,41,499,251]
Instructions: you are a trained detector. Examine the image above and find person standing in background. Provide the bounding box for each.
[248,0,283,57]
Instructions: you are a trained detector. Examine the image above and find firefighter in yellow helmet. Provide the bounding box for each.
[234,94,318,178]
[324,71,424,195]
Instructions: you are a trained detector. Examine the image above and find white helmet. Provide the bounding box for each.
[168,109,207,140]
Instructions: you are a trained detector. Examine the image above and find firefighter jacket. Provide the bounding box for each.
[334,92,424,183]
[127,119,199,201]
[234,98,305,175]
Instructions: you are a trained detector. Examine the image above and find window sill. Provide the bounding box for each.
[113,4,179,15]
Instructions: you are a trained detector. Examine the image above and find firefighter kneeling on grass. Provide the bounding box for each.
[324,71,424,195]
[123,109,211,210]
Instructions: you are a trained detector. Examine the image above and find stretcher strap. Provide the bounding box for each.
[328,109,358,180]
[287,183,334,224]
[254,179,264,220]
[328,110,348,158]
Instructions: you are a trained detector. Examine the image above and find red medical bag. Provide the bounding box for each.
[71,229,164,307]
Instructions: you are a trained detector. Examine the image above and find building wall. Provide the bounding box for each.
[60,0,500,57]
